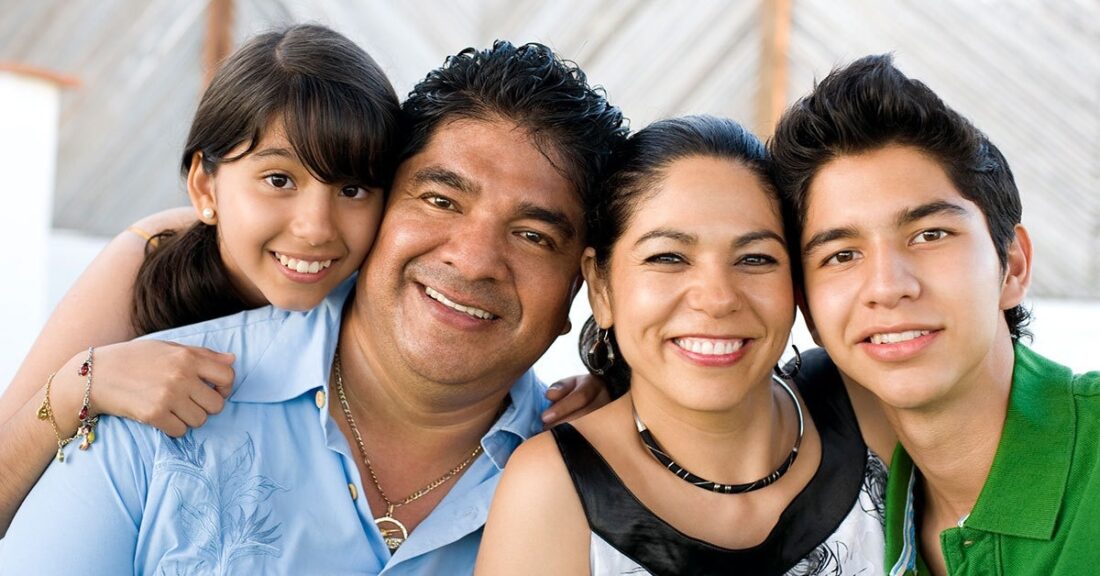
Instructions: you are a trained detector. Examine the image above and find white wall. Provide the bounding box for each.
[0,71,61,387]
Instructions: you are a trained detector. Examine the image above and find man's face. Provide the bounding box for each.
[359,117,585,389]
[800,144,1022,411]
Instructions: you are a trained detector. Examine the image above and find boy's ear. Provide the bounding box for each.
[187,151,218,224]
[999,224,1033,310]
[581,248,613,328]
[795,288,823,347]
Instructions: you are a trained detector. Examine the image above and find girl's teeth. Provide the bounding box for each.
[275,253,332,275]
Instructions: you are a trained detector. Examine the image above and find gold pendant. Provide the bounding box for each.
[375,515,409,551]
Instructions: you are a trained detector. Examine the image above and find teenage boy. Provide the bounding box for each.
[771,54,1100,575]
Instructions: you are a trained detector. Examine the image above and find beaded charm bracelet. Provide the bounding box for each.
[36,347,100,461]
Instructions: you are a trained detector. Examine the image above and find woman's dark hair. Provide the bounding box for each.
[580,115,790,396]
[132,24,400,335]
[770,54,1030,340]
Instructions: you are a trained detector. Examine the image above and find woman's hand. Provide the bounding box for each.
[541,373,610,428]
[76,340,235,437]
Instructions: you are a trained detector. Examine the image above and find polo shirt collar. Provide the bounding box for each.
[230,276,353,404]
[965,343,1075,540]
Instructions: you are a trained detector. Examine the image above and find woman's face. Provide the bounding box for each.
[189,119,385,311]
[584,155,794,411]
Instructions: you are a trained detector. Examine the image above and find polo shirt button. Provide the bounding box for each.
[349,483,359,500]
[315,390,326,408]
[963,540,974,547]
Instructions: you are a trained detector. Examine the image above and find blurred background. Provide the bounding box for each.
[1,0,1097,388]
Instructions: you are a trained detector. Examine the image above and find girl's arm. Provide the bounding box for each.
[475,432,590,575]
[0,207,233,535]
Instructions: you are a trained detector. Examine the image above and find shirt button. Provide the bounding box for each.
[315,390,326,408]
[348,483,359,500]
[963,540,974,547]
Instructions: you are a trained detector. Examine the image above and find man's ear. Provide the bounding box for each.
[999,223,1033,310]
[795,287,823,347]
[558,276,584,335]
[581,248,613,328]
[187,151,218,224]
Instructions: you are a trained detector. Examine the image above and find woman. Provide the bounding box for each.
[478,115,891,575]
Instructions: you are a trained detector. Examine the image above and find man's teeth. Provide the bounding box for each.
[276,253,332,275]
[425,286,494,320]
[673,337,744,356]
[869,330,930,345]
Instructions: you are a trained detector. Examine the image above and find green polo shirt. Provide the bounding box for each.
[885,343,1100,575]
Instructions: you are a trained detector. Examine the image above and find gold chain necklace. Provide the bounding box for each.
[332,351,483,552]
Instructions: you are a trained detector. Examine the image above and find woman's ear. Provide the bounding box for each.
[581,247,613,329]
[999,223,1033,310]
[187,151,218,224]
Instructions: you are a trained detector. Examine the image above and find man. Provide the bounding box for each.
[0,41,626,574]
[771,55,1100,575]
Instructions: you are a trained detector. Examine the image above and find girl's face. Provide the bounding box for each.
[189,120,384,311]
[584,155,794,411]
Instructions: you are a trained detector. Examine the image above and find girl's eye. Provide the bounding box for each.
[823,250,859,266]
[645,253,685,265]
[913,229,949,244]
[339,185,370,199]
[265,174,293,189]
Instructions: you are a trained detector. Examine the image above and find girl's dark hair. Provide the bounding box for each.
[132,24,400,335]
[580,115,790,396]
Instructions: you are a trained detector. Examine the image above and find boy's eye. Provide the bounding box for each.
[265,174,293,189]
[823,250,858,266]
[913,229,949,244]
[423,194,456,210]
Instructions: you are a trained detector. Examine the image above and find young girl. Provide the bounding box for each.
[0,24,599,535]
[478,116,894,575]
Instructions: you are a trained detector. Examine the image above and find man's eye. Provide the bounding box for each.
[517,230,554,248]
[265,174,293,189]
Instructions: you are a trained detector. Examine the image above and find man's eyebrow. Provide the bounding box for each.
[518,202,577,241]
[635,228,696,247]
[897,200,969,226]
[802,227,859,255]
[411,166,480,196]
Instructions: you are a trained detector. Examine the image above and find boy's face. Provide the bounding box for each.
[800,144,1026,411]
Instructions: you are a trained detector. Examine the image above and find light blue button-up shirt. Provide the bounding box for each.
[0,278,549,575]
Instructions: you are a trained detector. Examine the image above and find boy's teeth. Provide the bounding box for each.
[425,286,493,320]
[673,337,744,356]
[869,330,930,345]
[274,253,332,275]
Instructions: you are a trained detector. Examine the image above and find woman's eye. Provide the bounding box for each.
[913,229,949,244]
[265,174,293,189]
[739,254,778,266]
[645,253,685,265]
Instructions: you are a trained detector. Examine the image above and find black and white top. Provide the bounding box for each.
[551,351,886,575]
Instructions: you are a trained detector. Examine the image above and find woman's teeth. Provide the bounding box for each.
[673,337,745,356]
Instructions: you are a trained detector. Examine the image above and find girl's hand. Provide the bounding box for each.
[81,340,235,437]
[541,373,610,428]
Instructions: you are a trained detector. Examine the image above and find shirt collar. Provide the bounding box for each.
[481,370,548,470]
[965,343,1075,540]
[229,276,353,404]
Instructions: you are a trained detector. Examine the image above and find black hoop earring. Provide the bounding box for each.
[773,344,801,379]
[580,316,616,376]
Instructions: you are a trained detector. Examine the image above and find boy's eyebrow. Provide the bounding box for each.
[897,200,969,226]
[802,227,858,255]
[412,166,480,196]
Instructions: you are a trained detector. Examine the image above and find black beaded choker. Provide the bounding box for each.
[633,376,805,494]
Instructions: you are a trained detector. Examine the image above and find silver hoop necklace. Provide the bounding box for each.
[633,376,805,494]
